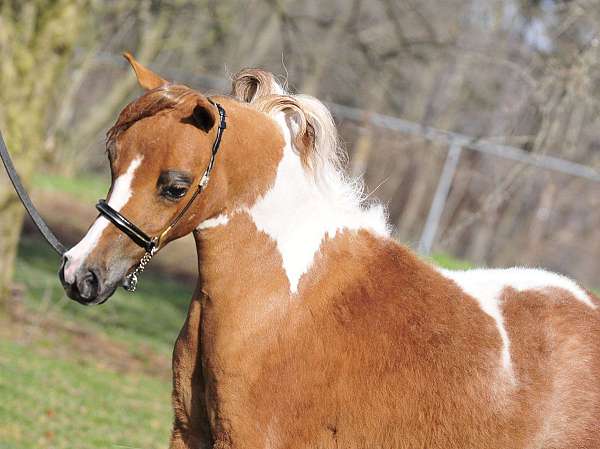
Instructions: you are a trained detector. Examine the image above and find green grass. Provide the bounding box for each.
[4,171,191,448]
[0,235,194,449]
[13,236,193,356]
[31,172,109,203]
[0,339,171,449]
[429,252,473,270]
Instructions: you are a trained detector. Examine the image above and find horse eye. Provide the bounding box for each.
[162,185,188,200]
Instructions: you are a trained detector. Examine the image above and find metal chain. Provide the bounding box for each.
[124,246,157,292]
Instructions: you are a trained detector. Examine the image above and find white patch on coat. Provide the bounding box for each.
[438,267,596,376]
[197,214,230,230]
[194,113,388,293]
[248,113,388,294]
[63,156,143,283]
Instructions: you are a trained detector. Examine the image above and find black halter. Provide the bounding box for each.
[96,99,226,291]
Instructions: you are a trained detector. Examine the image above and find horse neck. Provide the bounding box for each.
[192,134,388,311]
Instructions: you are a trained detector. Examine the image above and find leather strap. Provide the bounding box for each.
[96,199,155,252]
[0,131,66,256]
[95,100,227,253]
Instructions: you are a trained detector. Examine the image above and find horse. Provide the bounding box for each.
[59,53,600,449]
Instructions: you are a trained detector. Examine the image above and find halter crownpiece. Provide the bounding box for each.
[96,99,227,292]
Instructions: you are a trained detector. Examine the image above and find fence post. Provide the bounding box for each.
[418,141,463,255]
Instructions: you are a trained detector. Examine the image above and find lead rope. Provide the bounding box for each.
[124,241,158,292]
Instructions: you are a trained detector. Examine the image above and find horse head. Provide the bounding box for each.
[59,54,288,304]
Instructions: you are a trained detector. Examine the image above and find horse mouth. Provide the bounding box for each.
[121,275,135,292]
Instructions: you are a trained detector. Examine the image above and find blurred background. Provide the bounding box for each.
[0,0,599,447]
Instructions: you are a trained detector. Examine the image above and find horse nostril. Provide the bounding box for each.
[77,269,99,302]
[58,255,69,285]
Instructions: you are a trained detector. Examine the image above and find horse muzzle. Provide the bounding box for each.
[59,255,116,305]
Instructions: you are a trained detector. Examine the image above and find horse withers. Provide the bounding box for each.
[59,54,600,449]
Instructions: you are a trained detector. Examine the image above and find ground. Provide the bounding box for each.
[0,235,193,449]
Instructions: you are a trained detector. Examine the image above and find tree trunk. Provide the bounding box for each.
[0,190,26,298]
[0,1,88,302]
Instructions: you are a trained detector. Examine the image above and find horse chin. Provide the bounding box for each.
[90,283,119,306]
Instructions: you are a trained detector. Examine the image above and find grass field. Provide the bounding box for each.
[13,237,193,356]
[32,172,108,204]
[0,339,171,449]
[0,236,194,449]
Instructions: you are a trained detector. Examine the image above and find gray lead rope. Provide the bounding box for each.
[0,131,66,256]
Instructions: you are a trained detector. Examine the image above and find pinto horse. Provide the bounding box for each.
[59,54,600,449]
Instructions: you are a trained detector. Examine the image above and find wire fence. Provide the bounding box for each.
[324,102,600,256]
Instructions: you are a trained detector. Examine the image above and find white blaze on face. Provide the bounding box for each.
[63,156,143,283]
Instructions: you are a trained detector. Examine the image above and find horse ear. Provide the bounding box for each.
[123,52,167,90]
[190,97,216,132]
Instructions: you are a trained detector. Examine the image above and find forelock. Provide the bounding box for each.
[106,84,197,158]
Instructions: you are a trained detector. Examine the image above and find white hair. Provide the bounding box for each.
[230,69,389,234]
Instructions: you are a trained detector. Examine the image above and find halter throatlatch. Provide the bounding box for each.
[96,100,227,292]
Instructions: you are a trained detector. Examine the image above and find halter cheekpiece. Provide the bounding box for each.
[96,99,227,292]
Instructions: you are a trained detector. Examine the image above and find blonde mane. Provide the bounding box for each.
[231,69,342,172]
[230,69,388,233]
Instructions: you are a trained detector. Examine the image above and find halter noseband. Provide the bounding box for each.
[96,99,227,292]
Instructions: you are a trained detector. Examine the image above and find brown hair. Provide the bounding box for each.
[106,84,197,158]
